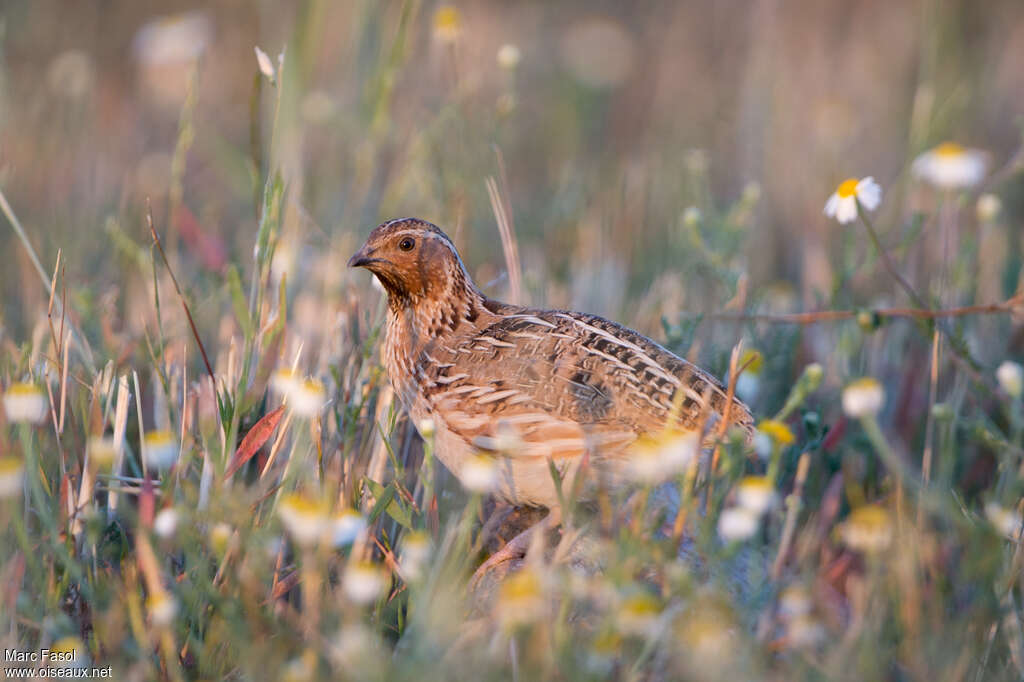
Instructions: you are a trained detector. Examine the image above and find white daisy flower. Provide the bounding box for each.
[735,476,778,515]
[342,562,387,604]
[400,531,431,581]
[329,626,383,672]
[271,370,327,417]
[497,568,547,630]
[717,506,760,542]
[824,177,882,224]
[0,457,24,499]
[753,431,773,460]
[46,636,89,669]
[270,368,300,397]
[3,382,48,425]
[617,592,662,638]
[778,585,813,620]
[146,590,178,627]
[996,361,1023,399]
[432,6,463,45]
[842,377,885,418]
[786,616,826,649]
[682,206,702,228]
[290,378,327,417]
[416,418,436,439]
[985,502,1024,540]
[460,454,499,493]
[624,430,699,484]
[735,372,760,404]
[278,493,330,548]
[143,430,179,472]
[912,142,988,189]
[209,522,233,555]
[838,505,892,553]
[87,436,118,469]
[133,10,212,66]
[331,509,366,547]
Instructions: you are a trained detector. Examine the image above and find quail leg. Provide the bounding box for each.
[470,508,562,587]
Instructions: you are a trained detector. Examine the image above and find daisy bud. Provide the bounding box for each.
[996,361,1023,398]
[976,193,1002,223]
[254,46,275,79]
[842,378,885,418]
[497,44,521,70]
[153,507,180,539]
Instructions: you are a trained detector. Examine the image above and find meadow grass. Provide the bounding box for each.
[2,2,1024,680]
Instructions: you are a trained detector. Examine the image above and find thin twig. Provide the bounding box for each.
[0,186,52,292]
[919,330,941,526]
[486,158,523,305]
[696,292,1023,325]
[772,452,811,579]
[1,186,96,372]
[706,341,744,513]
[146,200,217,383]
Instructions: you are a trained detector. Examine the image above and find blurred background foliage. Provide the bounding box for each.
[2,0,1021,336]
[1,0,1024,679]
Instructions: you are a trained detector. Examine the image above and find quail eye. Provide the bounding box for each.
[399,237,415,251]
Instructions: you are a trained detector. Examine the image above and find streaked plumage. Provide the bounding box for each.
[349,218,753,514]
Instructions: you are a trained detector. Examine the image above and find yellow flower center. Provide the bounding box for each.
[933,142,965,158]
[433,6,463,37]
[758,419,795,445]
[836,178,859,198]
[847,377,882,393]
[0,457,24,475]
[848,504,890,530]
[740,348,764,374]
[280,493,326,518]
[144,430,176,447]
[500,569,542,601]
[738,475,775,493]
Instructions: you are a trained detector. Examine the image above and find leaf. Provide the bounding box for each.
[365,478,413,530]
[225,405,285,479]
[365,480,396,526]
[226,265,253,338]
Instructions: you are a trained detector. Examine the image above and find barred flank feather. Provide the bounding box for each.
[350,218,753,510]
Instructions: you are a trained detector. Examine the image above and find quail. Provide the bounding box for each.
[348,218,753,576]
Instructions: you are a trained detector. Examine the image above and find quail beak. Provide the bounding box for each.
[347,245,378,269]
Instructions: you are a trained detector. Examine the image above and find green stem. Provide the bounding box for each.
[861,416,914,488]
[857,204,929,311]
[20,425,54,533]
